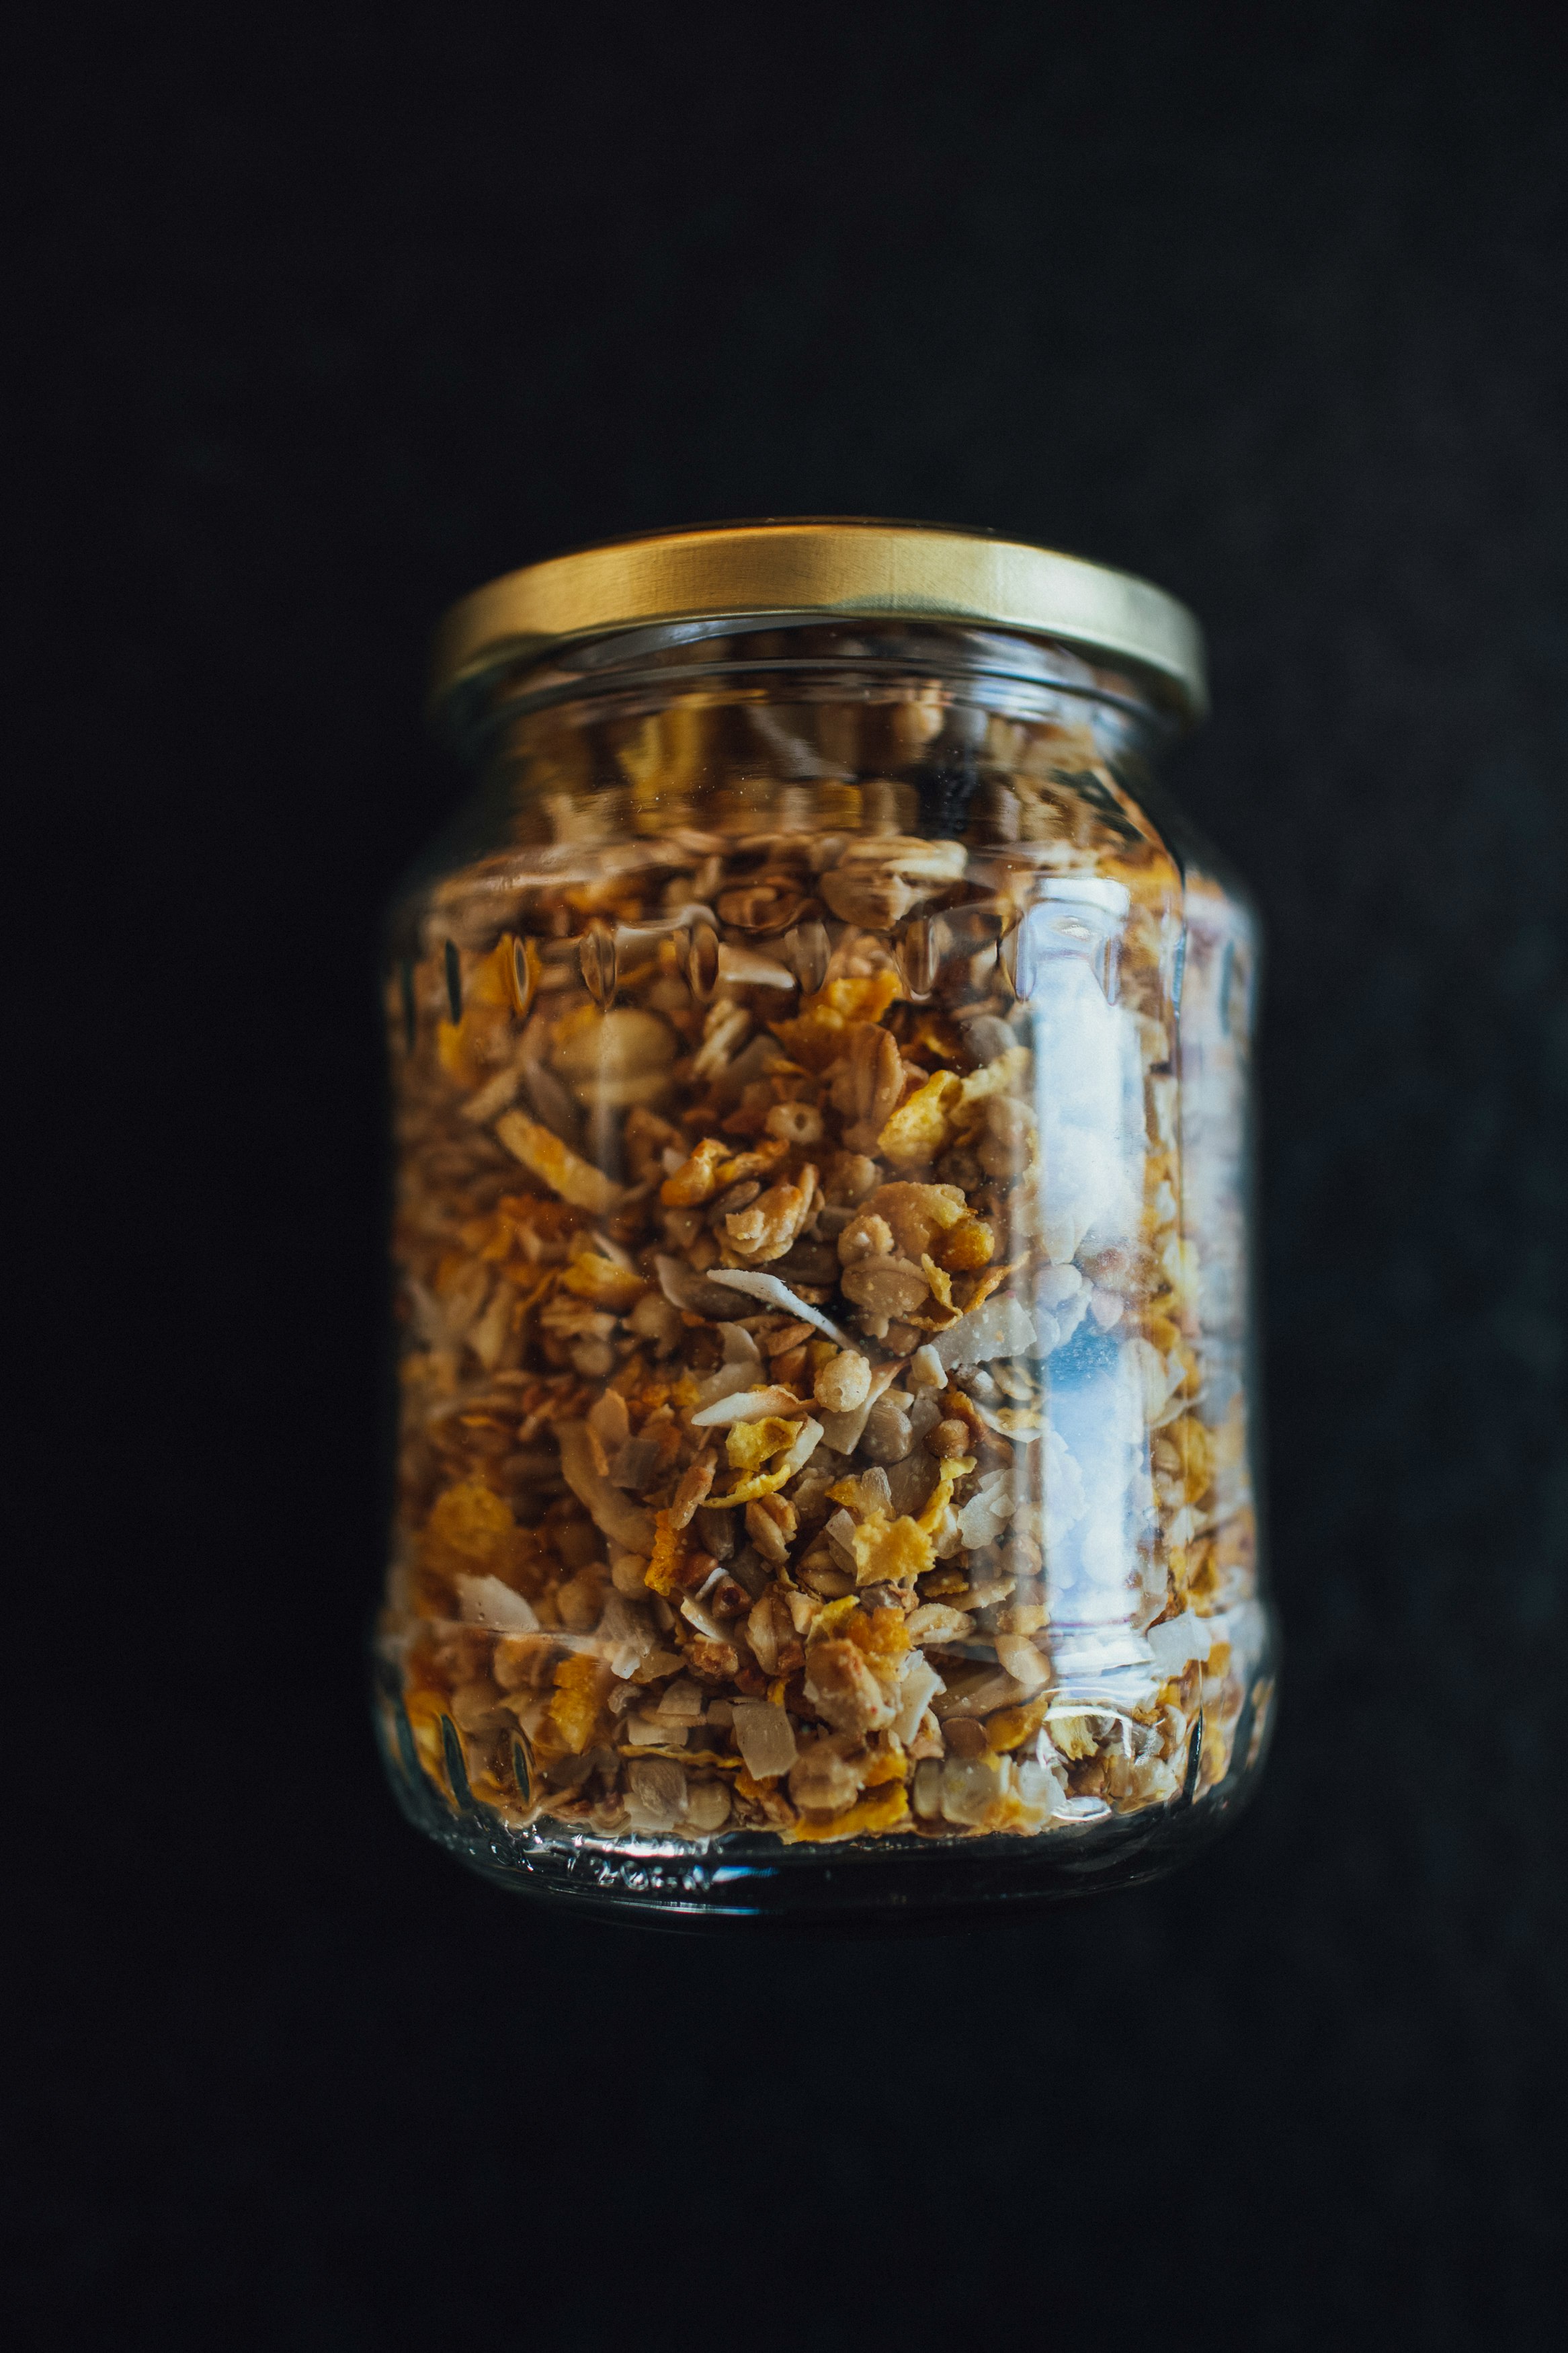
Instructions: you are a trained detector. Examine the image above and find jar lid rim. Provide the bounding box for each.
[429,518,1208,721]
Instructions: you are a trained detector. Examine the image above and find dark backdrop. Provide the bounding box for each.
[13,3,1567,2348]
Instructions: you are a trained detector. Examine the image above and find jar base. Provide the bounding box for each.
[375,1676,1268,1933]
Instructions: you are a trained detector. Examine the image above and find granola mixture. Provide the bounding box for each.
[379,672,1266,1852]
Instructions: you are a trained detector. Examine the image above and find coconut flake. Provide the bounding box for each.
[731,1699,799,1780]
[891,1655,944,1743]
[718,944,796,990]
[934,1294,1038,1369]
[691,1384,809,1428]
[956,1470,1016,1550]
[706,1267,856,1349]
[1145,1610,1214,1677]
[455,1575,540,1634]
[775,1417,825,1478]
[556,1421,657,1553]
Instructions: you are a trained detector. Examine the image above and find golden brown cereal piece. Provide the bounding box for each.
[813,1349,872,1413]
[765,1099,825,1146]
[560,1252,647,1310]
[746,1586,805,1679]
[841,1181,966,1261]
[722,1164,819,1265]
[823,1151,882,1205]
[685,1635,741,1684]
[661,1137,730,1207]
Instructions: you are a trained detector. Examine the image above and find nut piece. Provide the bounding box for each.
[803,1638,895,1735]
[814,1349,872,1414]
[860,1394,915,1464]
[788,1734,865,1814]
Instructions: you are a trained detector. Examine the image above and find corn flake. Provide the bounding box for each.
[784,1784,910,1843]
[878,1072,962,1166]
[849,1513,934,1585]
[846,1605,912,1679]
[644,1509,686,1598]
[494,1110,624,1213]
[919,1456,975,1538]
[550,1654,608,1754]
[725,1415,797,1472]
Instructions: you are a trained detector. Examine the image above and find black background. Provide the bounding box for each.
[13,3,1567,2347]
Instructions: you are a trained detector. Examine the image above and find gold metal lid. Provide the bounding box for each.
[430,518,1206,719]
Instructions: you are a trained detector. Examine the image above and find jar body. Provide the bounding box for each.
[375,623,1274,1923]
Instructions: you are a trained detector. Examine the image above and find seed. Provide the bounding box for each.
[788,917,831,994]
[681,919,721,1003]
[897,913,945,1000]
[579,920,619,1007]
[504,933,536,1019]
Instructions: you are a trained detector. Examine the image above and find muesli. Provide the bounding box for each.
[380,693,1264,1850]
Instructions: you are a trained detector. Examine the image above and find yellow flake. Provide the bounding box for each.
[494,1110,624,1213]
[725,1415,796,1472]
[561,1252,646,1310]
[940,1218,995,1271]
[959,1260,1022,1313]
[619,1746,741,1769]
[846,1606,911,1679]
[783,1784,911,1843]
[848,1513,934,1585]
[767,1010,854,1070]
[815,1595,860,1639]
[986,1696,1051,1753]
[911,1252,962,1330]
[812,972,901,1024]
[861,1737,910,1786]
[848,1181,966,1262]
[421,1480,526,1582]
[878,1072,962,1166]
[644,1510,685,1598]
[988,1404,1043,1436]
[699,1464,793,1508]
[917,1455,975,1535]
[549,1654,607,1755]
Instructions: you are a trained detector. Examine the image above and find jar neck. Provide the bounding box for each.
[426,619,1180,867]
[442,617,1179,775]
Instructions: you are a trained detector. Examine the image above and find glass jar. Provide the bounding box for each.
[374,520,1275,1925]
